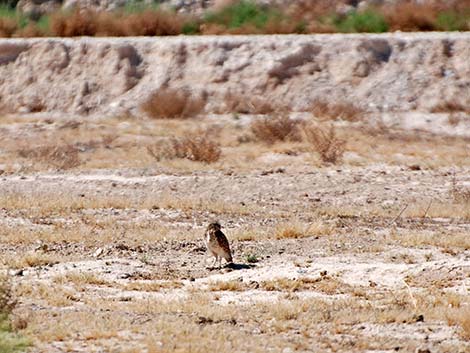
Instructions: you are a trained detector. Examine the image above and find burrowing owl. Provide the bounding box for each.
[205,222,232,268]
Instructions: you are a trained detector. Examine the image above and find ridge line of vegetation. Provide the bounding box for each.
[0,0,469,37]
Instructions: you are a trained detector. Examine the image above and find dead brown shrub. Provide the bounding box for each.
[147,130,221,163]
[222,92,275,114]
[141,88,206,119]
[14,23,46,37]
[302,123,346,164]
[251,114,302,145]
[120,10,184,36]
[431,100,470,114]
[50,10,100,37]
[287,0,340,22]
[18,144,82,170]
[311,99,364,122]
[0,18,17,38]
[50,9,183,37]
[381,2,439,31]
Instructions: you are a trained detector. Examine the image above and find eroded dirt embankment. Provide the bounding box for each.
[0,32,469,116]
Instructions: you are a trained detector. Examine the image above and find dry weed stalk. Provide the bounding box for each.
[147,130,221,163]
[141,88,206,119]
[251,114,302,145]
[302,123,346,164]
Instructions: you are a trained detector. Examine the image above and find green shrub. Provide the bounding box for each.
[335,10,389,33]
[204,0,280,29]
[0,4,17,19]
[182,20,200,34]
[436,11,469,31]
[246,254,259,263]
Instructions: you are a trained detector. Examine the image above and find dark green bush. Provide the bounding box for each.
[335,10,389,33]
[204,0,280,29]
[436,10,469,31]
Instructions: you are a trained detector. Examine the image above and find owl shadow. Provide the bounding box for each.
[225,263,255,270]
[207,263,255,271]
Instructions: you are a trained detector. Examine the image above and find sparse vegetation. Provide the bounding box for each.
[0,70,470,352]
[311,100,365,122]
[147,129,221,163]
[302,123,346,164]
[0,1,468,37]
[221,92,275,115]
[0,275,29,353]
[245,254,258,263]
[335,10,389,33]
[209,280,245,291]
[250,114,302,145]
[141,88,206,119]
[18,143,81,170]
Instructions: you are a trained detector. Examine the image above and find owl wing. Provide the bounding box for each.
[215,230,232,260]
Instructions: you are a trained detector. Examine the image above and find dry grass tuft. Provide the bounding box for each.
[18,143,81,170]
[261,276,348,295]
[448,305,470,340]
[302,123,346,164]
[208,280,245,291]
[251,114,302,145]
[3,251,60,269]
[122,280,183,292]
[450,174,470,204]
[147,130,221,163]
[275,222,312,239]
[141,88,206,119]
[311,99,365,122]
[54,272,108,286]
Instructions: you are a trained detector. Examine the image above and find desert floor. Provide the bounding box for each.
[1,112,469,352]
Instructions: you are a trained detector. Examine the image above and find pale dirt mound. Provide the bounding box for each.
[0,33,469,117]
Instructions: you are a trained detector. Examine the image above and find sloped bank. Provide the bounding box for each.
[0,32,468,116]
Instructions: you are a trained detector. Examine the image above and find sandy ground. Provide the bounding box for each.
[0,111,469,352]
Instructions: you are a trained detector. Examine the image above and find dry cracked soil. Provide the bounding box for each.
[0,107,469,352]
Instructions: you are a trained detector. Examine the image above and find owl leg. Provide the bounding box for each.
[211,255,218,268]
